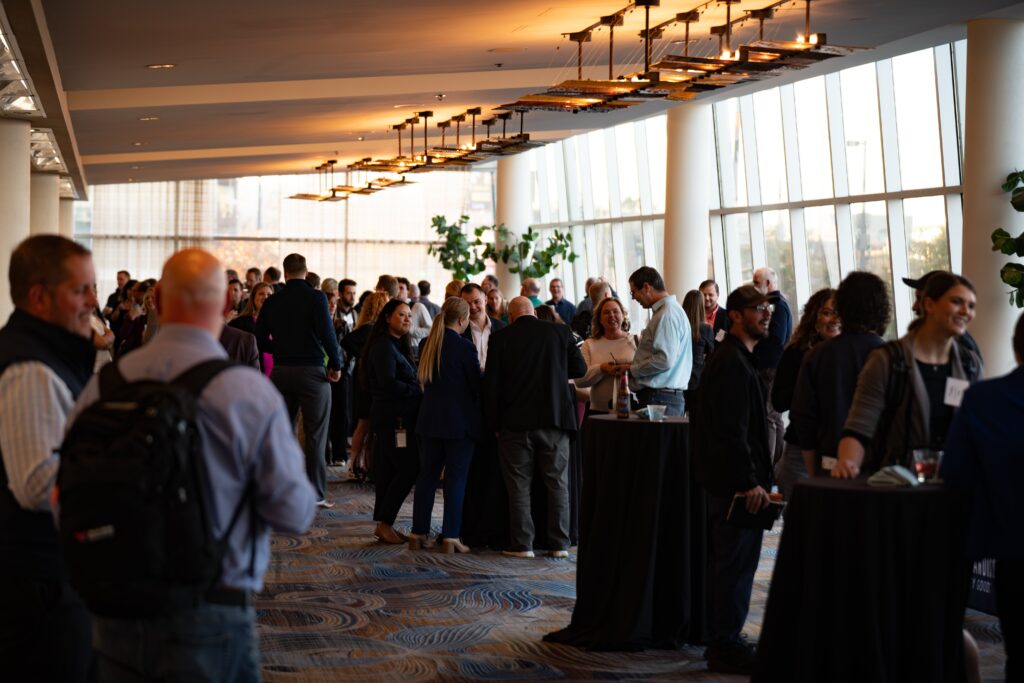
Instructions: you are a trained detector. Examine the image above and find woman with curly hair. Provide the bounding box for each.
[789,271,892,478]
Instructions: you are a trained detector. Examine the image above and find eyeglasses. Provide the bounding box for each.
[745,303,774,313]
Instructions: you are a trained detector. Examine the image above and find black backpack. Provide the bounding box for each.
[57,358,249,618]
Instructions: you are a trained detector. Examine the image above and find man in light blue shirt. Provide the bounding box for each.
[627,266,693,416]
[69,248,317,681]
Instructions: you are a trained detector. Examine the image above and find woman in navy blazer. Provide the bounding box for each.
[363,298,422,544]
[408,297,482,553]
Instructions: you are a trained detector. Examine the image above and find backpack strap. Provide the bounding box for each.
[170,359,237,397]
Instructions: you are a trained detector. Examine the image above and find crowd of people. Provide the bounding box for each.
[0,235,1018,680]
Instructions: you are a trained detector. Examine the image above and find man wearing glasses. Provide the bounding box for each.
[626,266,692,417]
[692,284,778,675]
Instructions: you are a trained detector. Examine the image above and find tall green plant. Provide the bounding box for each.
[427,215,577,282]
[993,171,1024,308]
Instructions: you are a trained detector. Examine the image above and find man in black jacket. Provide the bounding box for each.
[255,253,342,507]
[0,235,98,681]
[483,297,586,558]
[693,284,777,675]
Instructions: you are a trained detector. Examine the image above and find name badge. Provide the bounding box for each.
[395,428,407,449]
[821,456,837,471]
[944,377,969,408]
[715,329,726,343]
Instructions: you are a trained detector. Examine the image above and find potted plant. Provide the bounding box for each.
[427,215,577,282]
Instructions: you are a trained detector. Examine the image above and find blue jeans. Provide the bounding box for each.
[412,437,475,539]
[93,603,260,682]
[635,388,685,416]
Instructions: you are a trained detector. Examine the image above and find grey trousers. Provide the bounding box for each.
[272,365,331,500]
[497,428,570,552]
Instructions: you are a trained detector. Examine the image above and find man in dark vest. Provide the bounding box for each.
[0,235,98,681]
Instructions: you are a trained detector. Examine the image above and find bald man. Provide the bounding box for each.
[520,278,543,309]
[483,296,586,558]
[68,248,316,680]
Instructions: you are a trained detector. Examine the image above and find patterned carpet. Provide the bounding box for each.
[256,468,1007,682]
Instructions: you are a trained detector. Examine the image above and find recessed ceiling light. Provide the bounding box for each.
[131,142,144,146]
[357,136,365,141]
[127,178,135,182]
[393,104,418,109]
[130,165,143,170]
[138,116,159,121]
[487,47,526,53]
[145,63,176,69]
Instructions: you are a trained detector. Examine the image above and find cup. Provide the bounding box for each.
[911,449,942,483]
[648,404,667,421]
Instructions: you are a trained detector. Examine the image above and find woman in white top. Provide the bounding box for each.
[575,297,637,413]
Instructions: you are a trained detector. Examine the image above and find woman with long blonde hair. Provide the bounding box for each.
[407,297,481,553]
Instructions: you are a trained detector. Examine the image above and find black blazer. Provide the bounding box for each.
[482,316,586,434]
[366,335,422,431]
[416,329,482,441]
[219,325,259,370]
[710,306,730,336]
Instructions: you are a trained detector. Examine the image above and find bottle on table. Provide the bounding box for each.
[616,370,631,419]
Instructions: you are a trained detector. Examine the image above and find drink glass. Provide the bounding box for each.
[911,449,942,483]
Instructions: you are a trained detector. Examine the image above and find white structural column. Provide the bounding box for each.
[663,102,714,294]
[494,153,531,298]
[0,118,32,323]
[29,173,60,235]
[59,198,76,239]
[962,20,1024,375]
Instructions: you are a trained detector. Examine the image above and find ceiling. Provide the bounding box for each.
[7,0,1024,194]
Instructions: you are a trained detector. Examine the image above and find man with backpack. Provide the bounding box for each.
[0,235,98,682]
[64,248,316,680]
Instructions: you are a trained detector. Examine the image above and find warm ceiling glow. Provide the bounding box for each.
[145,63,176,69]
[138,116,159,121]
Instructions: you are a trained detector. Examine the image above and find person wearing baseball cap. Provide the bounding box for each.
[692,283,779,674]
[903,270,983,362]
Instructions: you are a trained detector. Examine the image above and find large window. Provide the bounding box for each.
[711,41,965,334]
[78,171,494,298]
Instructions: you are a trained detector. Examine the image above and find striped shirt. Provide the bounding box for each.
[0,362,74,511]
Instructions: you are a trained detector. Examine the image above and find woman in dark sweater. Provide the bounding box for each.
[682,289,716,410]
[362,298,422,544]
[771,288,838,499]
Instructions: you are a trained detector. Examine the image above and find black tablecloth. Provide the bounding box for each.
[460,432,581,550]
[753,478,970,682]
[545,414,706,651]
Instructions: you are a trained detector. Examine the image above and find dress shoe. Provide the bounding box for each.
[501,549,535,559]
[315,499,334,509]
[374,522,405,545]
[442,538,470,554]
[548,549,569,559]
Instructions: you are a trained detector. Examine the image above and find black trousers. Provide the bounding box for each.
[271,365,331,500]
[706,494,763,647]
[0,576,93,681]
[373,426,419,526]
[326,371,349,463]
[997,559,1023,682]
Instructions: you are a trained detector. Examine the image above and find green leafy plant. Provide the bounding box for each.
[486,226,577,279]
[426,215,487,282]
[993,171,1024,308]
[427,215,577,282]
[991,228,1024,308]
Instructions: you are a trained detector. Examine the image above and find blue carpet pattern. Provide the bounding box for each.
[257,469,1006,682]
